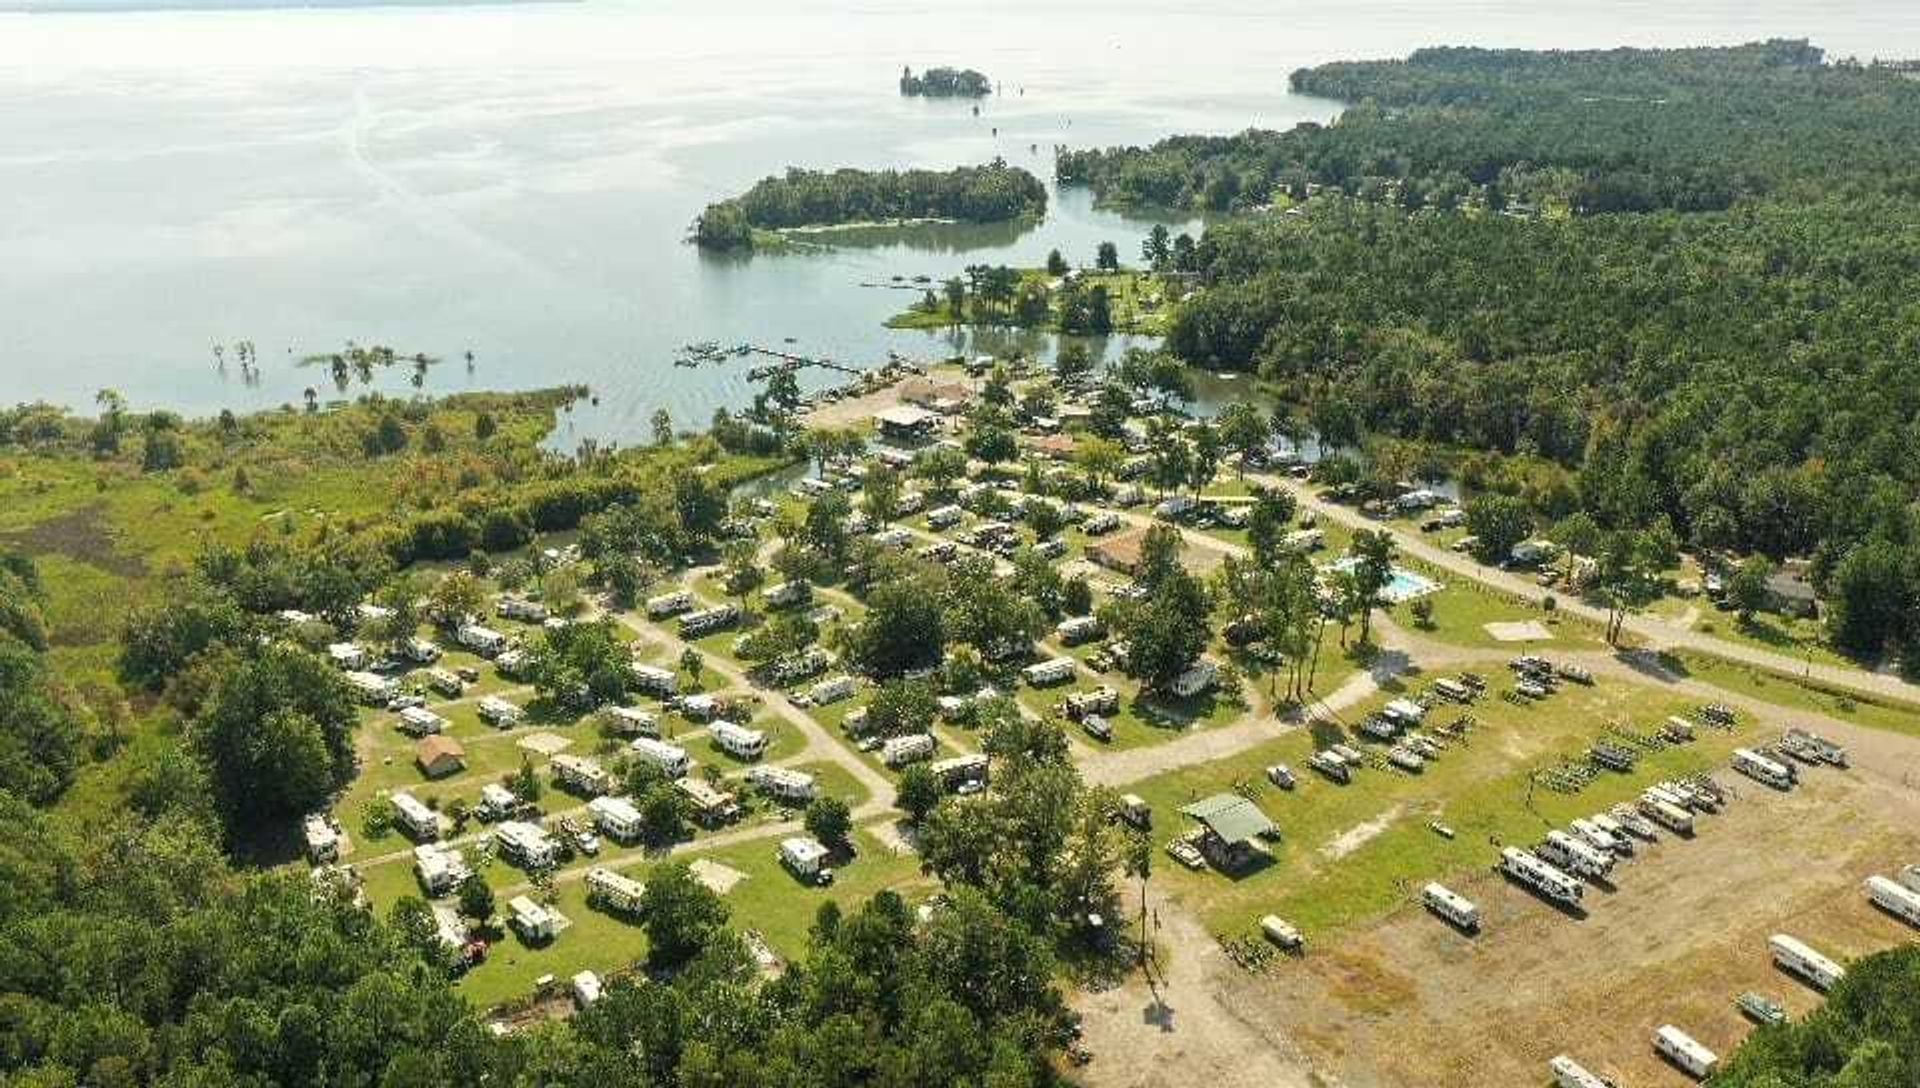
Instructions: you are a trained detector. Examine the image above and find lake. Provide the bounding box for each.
[3,0,1915,446]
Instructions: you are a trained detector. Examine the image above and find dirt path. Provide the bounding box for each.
[1076,888,1322,1088]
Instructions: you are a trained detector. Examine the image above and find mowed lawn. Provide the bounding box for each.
[1125,677,1752,942]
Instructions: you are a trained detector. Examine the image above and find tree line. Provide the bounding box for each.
[899,65,992,98]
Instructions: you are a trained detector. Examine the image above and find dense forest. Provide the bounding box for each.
[693,161,1046,249]
[1061,42,1920,666]
[1711,944,1920,1086]
[1056,41,1920,213]
[899,65,992,98]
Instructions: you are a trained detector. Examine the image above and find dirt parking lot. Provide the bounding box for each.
[1081,715,1920,1088]
[1259,724,1920,1087]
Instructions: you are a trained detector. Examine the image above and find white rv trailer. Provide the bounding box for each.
[1732,746,1795,790]
[1548,1054,1612,1088]
[1770,933,1847,991]
[585,866,646,914]
[629,737,691,779]
[1653,1025,1718,1079]
[1585,814,1634,855]
[1540,830,1614,879]
[1021,658,1077,687]
[1499,847,1583,906]
[1569,817,1626,858]
[709,720,770,761]
[1638,793,1695,835]
[586,796,644,843]
[1864,874,1920,927]
[1421,882,1480,929]
[645,590,693,619]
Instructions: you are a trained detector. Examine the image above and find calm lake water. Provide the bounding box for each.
[3,0,1916,445]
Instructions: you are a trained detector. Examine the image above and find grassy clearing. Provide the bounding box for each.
[1664,650,1920,740]
[1126,680,1736,939]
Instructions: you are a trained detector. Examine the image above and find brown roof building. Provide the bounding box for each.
[898,377,974,414]
[415,735,467,779]
[1086,527,1150,575]
[1028,434,1077,460]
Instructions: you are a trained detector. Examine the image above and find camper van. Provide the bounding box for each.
[585,866,646,914]
[604,706,659,738]
[747,766,817,805]
[881,733,935,767]
[779,836,834,885]
[1499,847,1583,906]
[631,663,678,697]
[586,796,644,843]
[1548,1055,1612,1088]
[493,821,558,870]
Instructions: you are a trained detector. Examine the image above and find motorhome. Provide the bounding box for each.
[764,580,811,609]
[931,753,990,792]
[747,765,817,805]
[1382,698,1427,726]
[1540,830,1614,880]
[507,895,557,941]
[497,595,550,623]
[1431,678,1471,703]
[710,720,770,761]
[1570,818,1626,858]
[1061,686,1120,720]
[1663,715,1698,742]
[1733,746,1795,790]
[1785,727,1848,767]
[476,783,519,821]
[345,671,399,706]
[675,778,740,826]
[1171,658,1218,698]
[1499,847,1583,906]
[1586,814,1634,855]
[303,813,344,863]
[1055,616,1104,646]
[1309,750,1351,784]
[396,706,448,737]
[1770,934,1847,991]
[1638,794,1696,835]
[494,648,532,679]
[327,642,368,671]
[629,737,691,779]
[804,675,858,706]
[1653,1026,1718,1080]
[1421,882,1480,930]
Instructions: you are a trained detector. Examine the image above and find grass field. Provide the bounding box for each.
[1125,677,1732,939]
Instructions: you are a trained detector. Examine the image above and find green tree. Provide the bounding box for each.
[1348,529,1397,647]
[1095,241,1120,271]
[456,873,495,923]
[1466,493,1533,565]
[1727,555,1774,623]
[804,795,853,852]
[896,764,943,823]
[867,677,938,737]
[639,861,729,971]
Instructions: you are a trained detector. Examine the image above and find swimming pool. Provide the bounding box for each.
[1325,559,1441,604]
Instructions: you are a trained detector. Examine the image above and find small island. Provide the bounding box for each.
[692,160,1046,251]
[899,65,991,98]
